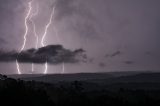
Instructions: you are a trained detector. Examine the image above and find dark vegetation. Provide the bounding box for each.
[1,73,160,106]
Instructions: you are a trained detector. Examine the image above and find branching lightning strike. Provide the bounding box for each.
[20,1,32,52]
[41,7,55,47]
[17,1,63,74]
[41,6,55,74]
[16,1,33,74]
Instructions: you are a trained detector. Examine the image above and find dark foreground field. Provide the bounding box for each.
[1,71,160,106]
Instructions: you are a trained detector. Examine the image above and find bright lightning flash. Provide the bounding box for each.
[16,1,33,74]
[41,7,55,74]
[31,63,34,73]
[20,1,32,52]
[44,62,48,74]
[62,62,65,73]
[16,60,21,74]
[41,7,55,47]
[16,2,61,74]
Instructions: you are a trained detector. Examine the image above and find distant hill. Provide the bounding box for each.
[9,73,114,83]
[8,71,160,83]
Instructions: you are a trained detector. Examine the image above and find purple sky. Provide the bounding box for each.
[0,0,160,74]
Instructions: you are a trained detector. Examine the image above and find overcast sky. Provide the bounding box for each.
[0,0,160,74]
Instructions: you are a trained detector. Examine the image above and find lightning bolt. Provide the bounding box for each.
[42,6,65,74]
[31,63,34,73]
[29,3,39,73]
[62,62,65,73]
[41,7,55,47]
[20,1,32,52]
[41,6,55,74]
[44,62,48,74]
[16,1,62,74]
[16,60,21,74]
[16,1,33,74]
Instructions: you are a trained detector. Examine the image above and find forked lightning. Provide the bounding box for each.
[16,1,33,74]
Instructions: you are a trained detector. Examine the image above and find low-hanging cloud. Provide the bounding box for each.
[105,51,121,58]
[0,45,87,64]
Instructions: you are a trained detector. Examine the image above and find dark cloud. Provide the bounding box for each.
[0,50,17,62]
[0,45,87,64]
[0,0,160,74]
[105,51,121,58]
[110,51,121,57]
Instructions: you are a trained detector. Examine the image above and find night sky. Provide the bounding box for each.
[0,0,160,74]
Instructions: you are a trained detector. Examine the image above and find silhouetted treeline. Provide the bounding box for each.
[1,74,160,106]
[0,75,53,106]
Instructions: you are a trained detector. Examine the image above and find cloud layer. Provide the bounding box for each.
[0,45,87,64]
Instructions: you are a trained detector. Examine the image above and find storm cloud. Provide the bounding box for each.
[0,0,160,74]
[0,45,87,64]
